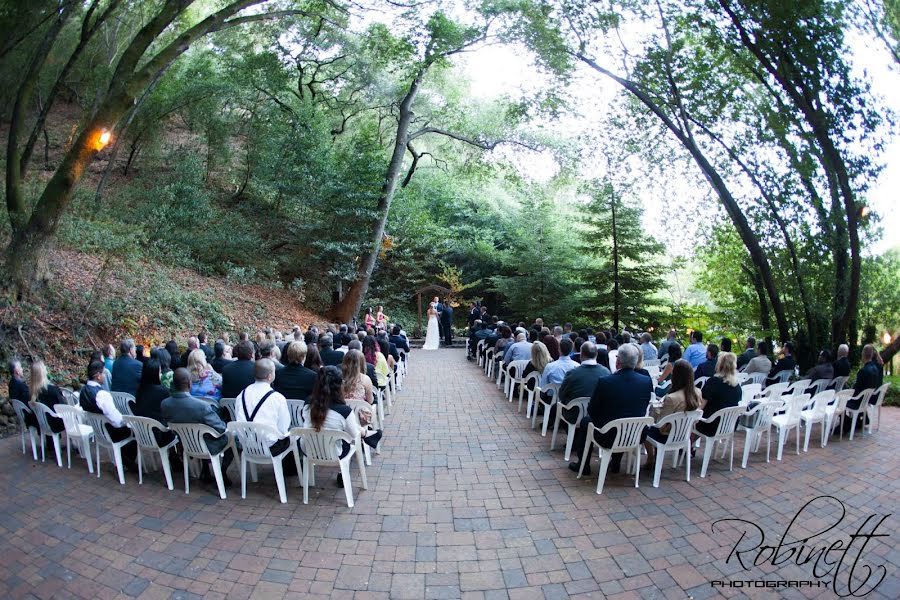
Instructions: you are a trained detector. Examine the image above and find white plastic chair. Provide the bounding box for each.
[738,400,781,468]
[476,341,486,368]
[826,390,853,441]
[647,410,702,488]
[786,379,811,397]
[799,391,835,451]
[772,370,793,385]
[227,422,301,504]
[292,427,367,508]
[519,371,539,414]
[286,399,306,428]
[168,423,231,499]
[219,398,237,422]
[60,388,79,406]
[533,382,560,435]
[11,399,38,460]
[736,372,750,384]
[122,415,178,490]
[83,412,134,485]
[608,350,618,372]
[694,376,709,390]
[867,384,890,433]
[31,402,64,467]
[111,392,135,416]
[53,404,94,473]
[740,384,762,406]
[762,382,789,401]
[808,379,832,396]
[829,376,848,392]
[577,416,653,494]
[644,359,660,368]
[551,396,590,461]
[484,347,495,377]
[747,372,767,386]
[772,394,809,460]
[844,389,874,440]
[693,405,746,477]
[347,400,380,465]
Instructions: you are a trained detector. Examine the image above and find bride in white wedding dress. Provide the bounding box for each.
[423,299,440,350]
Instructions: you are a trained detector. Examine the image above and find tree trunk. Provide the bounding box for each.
[328,68,427,323]
[611,191,620,330]
[743,263,771,331]
[881,334,900,364]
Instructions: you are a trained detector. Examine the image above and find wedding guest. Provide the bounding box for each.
[697,352,742,437]
[273,342,317,400]
[556,342,609,425]
[111,339,143,396]
[235,359,295,476]
[220,340,256,399]
[29,360,65,434]
[640,333,657,362]
[198,332,214,361]
[694,344,719,379]
[542,335,561,361]
[683,331,706,368]
[720,337,733,353]
[645,359,701,461]
[133,358,177,446]
[656,343,682,397]
[301,367,362,486]
[81,361,137,469]
[9,359,34,429]
[766,342,797,385]
[188,349,222,400]
[744,341,772,375]
[832,344,851,377]
[319,335,344,367]
[847,344,883,410]
[102,344,116,375]
[90,350,113,391]
[737,337,756,369]
[211,341,230,374]
[304,344,323,371]
[522,341,552,393]
[806,350,834,383]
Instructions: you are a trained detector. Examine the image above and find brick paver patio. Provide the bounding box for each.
[1,348,897,599]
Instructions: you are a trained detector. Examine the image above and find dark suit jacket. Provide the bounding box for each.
[559,363,611,421]
[200,344,214,361]
[587,368,652,448]
[111,356,143,396]
[768,356,796,377]
[697,376,742,436]
[854,360,883,396]
[273,364,317,400]
[390,335,410,353]
[35,385,65,432]
[220,359,256,399]
[694,359,717,379]
[160,392,229,454]
[9,377,29,403]
[469,308,480,326]
[320,348,345,367]
[833,357,851,377]
[441,305,453,324]
[736,348,755,369]
[211,356,231,374]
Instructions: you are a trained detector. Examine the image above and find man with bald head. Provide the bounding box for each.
[236,359,296,475]
[833,344,851,378]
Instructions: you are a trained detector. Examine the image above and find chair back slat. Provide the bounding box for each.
[541,383,560,399]
[787,379,811,395]
[122,415,169,449]
[11,399,34,430]
[31,402,59,436]
[560,397,589,426]
[774,370,793,384]
[809,390,835,414]
[695,376,709,389]
[227,422,279,459]
[219,398,237,422]
[745,400,781,430]
[509,360,529,379]
[741,384,762,404]
[83,412,117,447]
[168,423,220,457]
[644,359,660,368]
[110,392,135,416]
[708,406,747,437]
[53,404,85,436]
[291,427,353,461]
[286,399,305,428]
[782,394,809,423]
[809,379,831,396]
[748,372,767,385]
[61,388,79,406]
[763,382,789,399]
[602,417,654,450]
[656,410,703,444]
[830,376,848,392]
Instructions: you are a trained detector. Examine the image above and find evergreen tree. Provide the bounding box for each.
[579,179,666,329]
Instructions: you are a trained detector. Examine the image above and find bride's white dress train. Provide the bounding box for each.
[423,315,440,350]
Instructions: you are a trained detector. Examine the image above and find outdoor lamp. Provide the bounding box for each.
[94,128,112,150]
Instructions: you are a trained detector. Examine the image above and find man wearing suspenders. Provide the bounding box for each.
[236,359,297,476]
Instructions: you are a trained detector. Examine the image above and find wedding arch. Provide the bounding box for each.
[413,284,452,338]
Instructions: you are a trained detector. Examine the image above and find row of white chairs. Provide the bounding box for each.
[11,353,410,508]
[475,353,890,494]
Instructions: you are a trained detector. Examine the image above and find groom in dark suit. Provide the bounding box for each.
[435,298,445,341]
[441,301,454,346]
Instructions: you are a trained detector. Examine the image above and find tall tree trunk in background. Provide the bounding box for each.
[610,192,620,330]
[743,264,771,332]
[575,53,790,342]
[329,69,427,323]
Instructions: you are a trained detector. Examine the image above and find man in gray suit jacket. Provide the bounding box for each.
[556,342,610,423]
[161,368,234,487]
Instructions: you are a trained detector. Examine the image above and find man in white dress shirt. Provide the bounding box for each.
[236,359,296,474]
[80,361,137,468]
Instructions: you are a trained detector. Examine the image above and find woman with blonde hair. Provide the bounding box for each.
[29,360,65,434]
[696,352,741,436]
[522,341,552,395]
[187,349,222,400]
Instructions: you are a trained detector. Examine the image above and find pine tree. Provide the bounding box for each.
[579,179,666,329]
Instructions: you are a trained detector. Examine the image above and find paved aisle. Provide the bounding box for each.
[0,348,898,599]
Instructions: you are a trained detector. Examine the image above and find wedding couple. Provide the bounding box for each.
[423,297,453,350]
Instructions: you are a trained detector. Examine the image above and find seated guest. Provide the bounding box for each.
[103,344,116,375]
[376,331,399,367]
[210,340,230,374]
[319,335,344,367]
[273,342,317,400]
[766,341,797,385]
[736,337,756,369]
[304,344,324,371]
[164,341,180,369]
[645,359,701,461]
[80,361,137,469]
[543,335,561,361]
[470,321,491,360]
[236,359,295,475]
[361,336,387,388]
[301,367,363,486]
[656,343,682,397]
[847,344,883,410]
[503,332,533,365]
[744,341,772,375]
[133,358,176,446]
[335,324,353,349]
[696,352,742,436]
[135,345,146,363]
[541,338,578,392]
[220,340,256,399]
[832,344,851,378]
[259,341,284,369]
[694,344,719,379]
[806,350,834,383]
[639,333,657,362]
[154,347,174,390]
[622,331,632,344]
[348,340,378,384]
[198,332,214,361]
[569,344,651,475]
[28,360,65,435]
[161,368,233,487]
[342,349,374,404]
[555,342,610,425]
[188,349,223,400]
[390,325,411,354]
[522,341,552,393]
[683,331,706,368]
[657,330,677,359]
[720,337,733,353]
[633,344,651,377]
[90,350,113,391]
[111,339,143,396]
